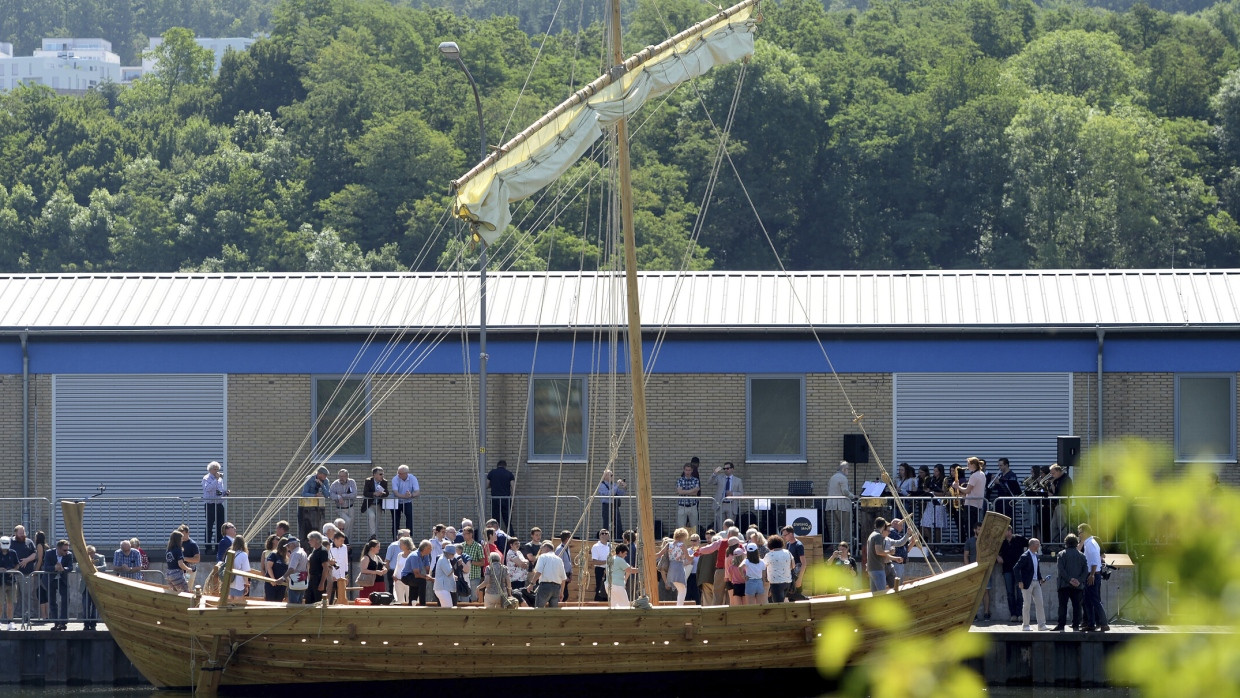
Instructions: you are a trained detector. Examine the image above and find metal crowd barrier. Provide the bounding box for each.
[452,495,586,539]
[992,495,1125,549]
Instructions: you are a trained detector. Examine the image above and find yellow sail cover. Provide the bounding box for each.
[452,2,758,243]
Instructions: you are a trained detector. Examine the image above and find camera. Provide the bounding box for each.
[1099,562,1115,581]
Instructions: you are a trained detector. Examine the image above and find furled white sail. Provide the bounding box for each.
[451,0,759,243]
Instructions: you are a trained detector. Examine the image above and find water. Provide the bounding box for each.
[0,686,1136,697]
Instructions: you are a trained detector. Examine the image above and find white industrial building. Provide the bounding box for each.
[0,35,256,93]
[0,38,122,94]
[142,36,256,74]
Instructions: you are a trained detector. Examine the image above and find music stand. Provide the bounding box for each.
[1110,551,1157,628]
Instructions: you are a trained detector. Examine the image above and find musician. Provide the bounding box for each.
[1047,464,1073,546]
[991,458,1021,519]
[919,464,948,547]
[952,457,988,542]
[1023,464,1048,541]
[893,463,918,523]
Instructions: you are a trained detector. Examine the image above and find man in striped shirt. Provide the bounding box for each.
[113,540,142,580]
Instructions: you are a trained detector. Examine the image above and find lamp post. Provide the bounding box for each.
[439,41,490,529]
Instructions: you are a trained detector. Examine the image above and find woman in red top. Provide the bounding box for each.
[481,529,502,573]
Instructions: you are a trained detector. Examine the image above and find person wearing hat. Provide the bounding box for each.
[742,542,767,605]
[724,541,748,606]
[300,467,331,538]
[285,537,308,604]
[202,461,229,548]
[433,545,457,607]
[0,536,17,629]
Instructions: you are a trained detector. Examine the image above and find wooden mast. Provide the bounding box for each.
[609,0,660,605]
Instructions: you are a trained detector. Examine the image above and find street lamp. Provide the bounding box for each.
[439,40,490,530]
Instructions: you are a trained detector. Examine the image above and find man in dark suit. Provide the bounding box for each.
[44,539,74,630]
[1013,537,1048,631]
[1053,533,1088,631]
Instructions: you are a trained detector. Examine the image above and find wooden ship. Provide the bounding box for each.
[63,500,1008,692]
[62,0,1012,691]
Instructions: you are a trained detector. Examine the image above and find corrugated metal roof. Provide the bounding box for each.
[0,270,1236,333]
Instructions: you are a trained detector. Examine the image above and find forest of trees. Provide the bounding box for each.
[1,0,1240,273]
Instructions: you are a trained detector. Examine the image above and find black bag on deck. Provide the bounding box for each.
[369,591,394,606]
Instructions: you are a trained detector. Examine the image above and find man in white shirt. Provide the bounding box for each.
[328,531,350,604]
[529,542,567,608]
[329,469,358,536]
[389,465,420,539]
[590,530,611,602]
[201,461,229,548]
[385,528,410,589]
[1078,523,1109,632]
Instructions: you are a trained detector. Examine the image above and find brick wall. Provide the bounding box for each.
[1101,373,1175,445]
[3,369,1236,524]
[218,371,894,523]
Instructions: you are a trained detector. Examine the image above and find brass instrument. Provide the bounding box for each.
[1022,470,1054,495]
[946,466,964,511]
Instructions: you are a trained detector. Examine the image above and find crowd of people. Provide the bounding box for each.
[191,511,819,611]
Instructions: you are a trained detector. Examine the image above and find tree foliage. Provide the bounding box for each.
[0,0,1239,273]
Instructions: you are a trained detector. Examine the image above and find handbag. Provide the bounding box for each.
[288,571,309,591]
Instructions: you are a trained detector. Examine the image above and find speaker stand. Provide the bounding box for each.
[1111,552,1158,629]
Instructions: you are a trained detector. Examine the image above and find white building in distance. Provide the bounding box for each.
[141,36,256,75]
[0,38,122,94]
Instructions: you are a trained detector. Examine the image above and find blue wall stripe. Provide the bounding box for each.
[3,334,1237,375]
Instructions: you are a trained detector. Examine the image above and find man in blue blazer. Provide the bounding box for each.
[1013,537,1048,631]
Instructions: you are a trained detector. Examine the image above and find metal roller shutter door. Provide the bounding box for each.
[893,373,1071,480]
[52,374,226,551]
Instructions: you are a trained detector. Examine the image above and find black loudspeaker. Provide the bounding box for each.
[1057,435,1081,470]
[843,434,869,464]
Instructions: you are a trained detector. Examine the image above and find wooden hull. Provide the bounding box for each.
[63,501,1008,690]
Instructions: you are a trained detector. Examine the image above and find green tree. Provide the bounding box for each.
[147,27,215,101]
[1004,29,1143,110]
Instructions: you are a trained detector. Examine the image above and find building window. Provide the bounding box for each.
[312,376,371,462]
[529,377,587,462]
[747,375,806,462]
[1175,374,1236,462]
